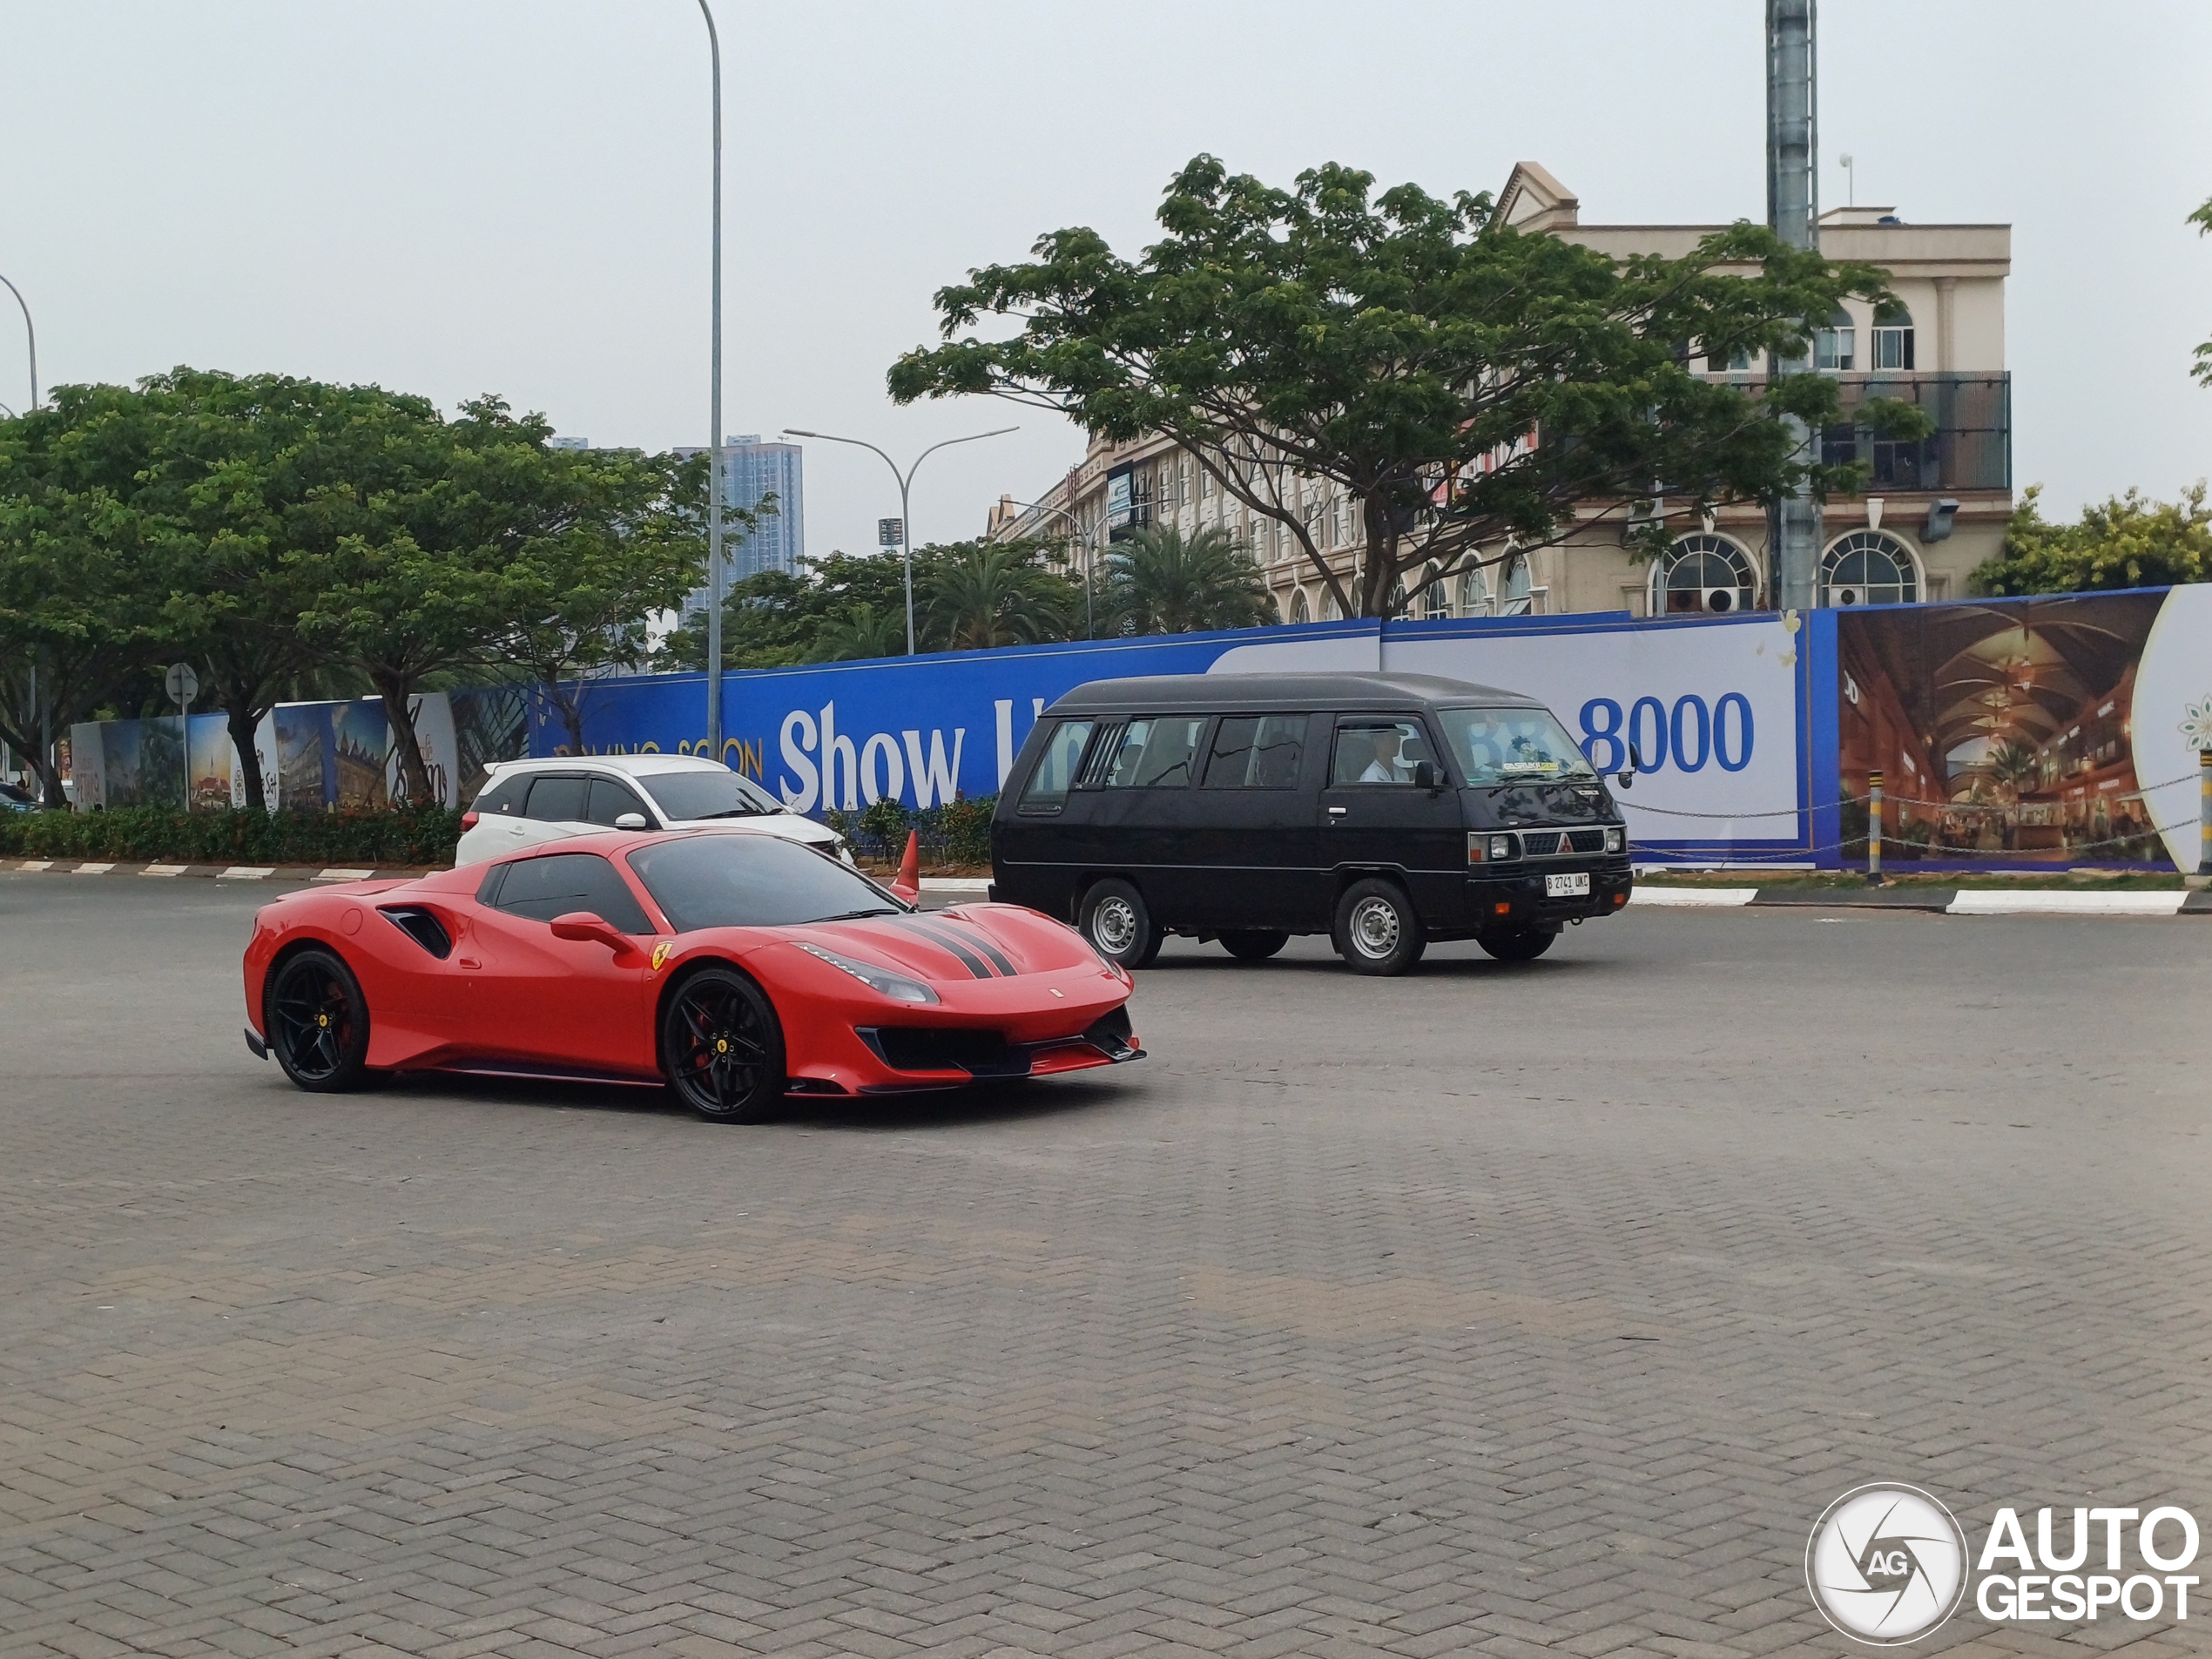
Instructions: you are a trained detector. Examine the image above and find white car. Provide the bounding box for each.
[455,754,852,867]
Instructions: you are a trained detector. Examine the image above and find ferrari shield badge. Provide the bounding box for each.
[650,941,674,972]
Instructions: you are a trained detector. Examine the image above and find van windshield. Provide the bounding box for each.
[1439,707,1597,786]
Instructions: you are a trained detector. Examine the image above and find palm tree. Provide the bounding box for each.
[925,543,1073,650]
[810,603,907,662]
[1101,524,1274,636]
[1986,736,2042,801]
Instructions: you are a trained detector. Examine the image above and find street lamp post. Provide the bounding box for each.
[782,427,1017,654]
[1006,499,1098,640]
[0,273,38,411]
[697,0,727,762]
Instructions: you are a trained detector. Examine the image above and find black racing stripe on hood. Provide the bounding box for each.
[887,918,994,979]
[932,918,1016,978]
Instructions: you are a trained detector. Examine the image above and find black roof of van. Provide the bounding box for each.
[1046,671,1542,715]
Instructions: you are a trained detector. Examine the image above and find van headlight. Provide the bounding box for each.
[793,941,938,1003]
[1605,826,1625,853]
[1468,832,1520,864]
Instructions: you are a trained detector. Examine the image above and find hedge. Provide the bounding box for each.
[0,805,464,867]
[823,795,996,869]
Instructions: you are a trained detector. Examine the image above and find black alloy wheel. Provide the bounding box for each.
[1081,878,1162,969]
[266,948,373,1092]
[1219,929,1289,962]
[661,966,786,1123]
[1332,878,1426,976]
[1477,925,1557,963]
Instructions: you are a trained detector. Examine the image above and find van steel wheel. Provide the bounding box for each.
[1332,879,1425,976]
[662,966,786,1123]
[266,948,372,1092]
[1219,929,1288,962]
[1478,925,1557,962]
[1081,879,1160,969]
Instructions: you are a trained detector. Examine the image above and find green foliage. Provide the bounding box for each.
[658,540,1078,668]
[1102,523,1273,634]
[823,793,997,869]
[0,803,464,865]
[2192,196,2212,388]
[926,542,1076,649]
[1973,483,2212,594]
[891,154,1925,618]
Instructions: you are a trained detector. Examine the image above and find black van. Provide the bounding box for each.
[991,671,1634,974]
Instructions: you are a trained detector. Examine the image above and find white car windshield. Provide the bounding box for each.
[637,768,782,821]
[1440,707,1598,786]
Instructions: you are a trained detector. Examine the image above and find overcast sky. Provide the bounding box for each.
[3,1,2208,561]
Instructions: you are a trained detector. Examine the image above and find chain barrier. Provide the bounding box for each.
[1615,766,2209,822]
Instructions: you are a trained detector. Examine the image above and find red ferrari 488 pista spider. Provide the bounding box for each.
[241,829,1141,1121]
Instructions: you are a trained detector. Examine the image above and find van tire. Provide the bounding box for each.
[1219,930,1288,962]
[1332,879,1425,975]
[1477,925,1556,962]
[1082,879,1161,969]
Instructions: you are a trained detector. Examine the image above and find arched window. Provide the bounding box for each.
[1324,588,1345,623]
[1290,588,1311,625]
[1499,554,1534,616]
[1815,305,1855,371]
[1420,581,1449,620]
[1389,577,1409,616]
[1457,565,1491,617]
[1652,534,1758,616]
[1822,529,1921,607]
[1871,302,1915,371]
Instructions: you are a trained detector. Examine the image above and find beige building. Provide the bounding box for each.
[988,161,2013,623]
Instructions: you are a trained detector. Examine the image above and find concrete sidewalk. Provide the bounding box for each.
[1632,882,2212,915]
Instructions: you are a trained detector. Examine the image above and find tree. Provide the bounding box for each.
[2193,195,2212,387]
[927,540,1076,649]
[1102,523,1273,635]
[134,370,344,812]
[658,545,916,671]
[475,447,707,754]
[810,603,907,662]
[1972,483,2212,595]
[0,383,169,805]
[891,155,1926,619]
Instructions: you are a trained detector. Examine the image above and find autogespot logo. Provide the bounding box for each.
[1806,1484,1970,1644]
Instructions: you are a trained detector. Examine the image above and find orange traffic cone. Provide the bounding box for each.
[892,828,921,903]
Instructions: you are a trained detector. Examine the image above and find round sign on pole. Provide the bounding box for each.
[165,663,199,706]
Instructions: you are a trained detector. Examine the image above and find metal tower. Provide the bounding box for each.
[1766,0,1821,611]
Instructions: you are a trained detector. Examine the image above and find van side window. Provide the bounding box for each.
[1018,720,1095,813]
[1203,715,1306,788]
[1102,718,1207,788]
[1331,720,1435,786]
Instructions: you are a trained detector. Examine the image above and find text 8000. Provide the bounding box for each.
[1579,695,1753,775]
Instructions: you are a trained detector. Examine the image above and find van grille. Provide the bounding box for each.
[1520,828,1608,858]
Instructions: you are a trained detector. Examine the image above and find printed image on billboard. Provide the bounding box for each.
[276,705,334,808]
[185,714,233,811]
[1837,593,2172,865]
[332,701,389,810]
[452,685,529,807]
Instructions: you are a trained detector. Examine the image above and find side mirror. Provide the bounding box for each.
[550,911,637,958]
[1616,743,1644,790]
[614,812,649,830]
[1412,760,1443,791]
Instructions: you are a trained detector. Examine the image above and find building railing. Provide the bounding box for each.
[1819,373,2012,493]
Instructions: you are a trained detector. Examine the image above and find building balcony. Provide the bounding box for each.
[1819,373,2012,495]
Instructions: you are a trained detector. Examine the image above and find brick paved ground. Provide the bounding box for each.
[2,873,2206,1656]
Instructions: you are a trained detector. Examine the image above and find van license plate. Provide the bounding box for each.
[1545,872,1591,898]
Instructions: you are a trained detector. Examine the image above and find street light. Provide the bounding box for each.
[697,0,728,762]
[1005,498,1099,640]
[0,272,37,411]
[782,426,1018,654]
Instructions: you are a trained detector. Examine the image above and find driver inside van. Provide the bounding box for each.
[1359,729,1406,784]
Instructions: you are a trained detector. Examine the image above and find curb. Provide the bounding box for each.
[3,860,437,883]
[1632,885,2212,916]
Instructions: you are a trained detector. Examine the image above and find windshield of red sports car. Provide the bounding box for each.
[637,768,785,821]
[629,834,907,931]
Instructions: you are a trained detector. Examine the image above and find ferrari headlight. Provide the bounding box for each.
[794,941,939,1004]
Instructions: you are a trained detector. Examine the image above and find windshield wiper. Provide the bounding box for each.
[810,907,903,922]
[687,807,765,819]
